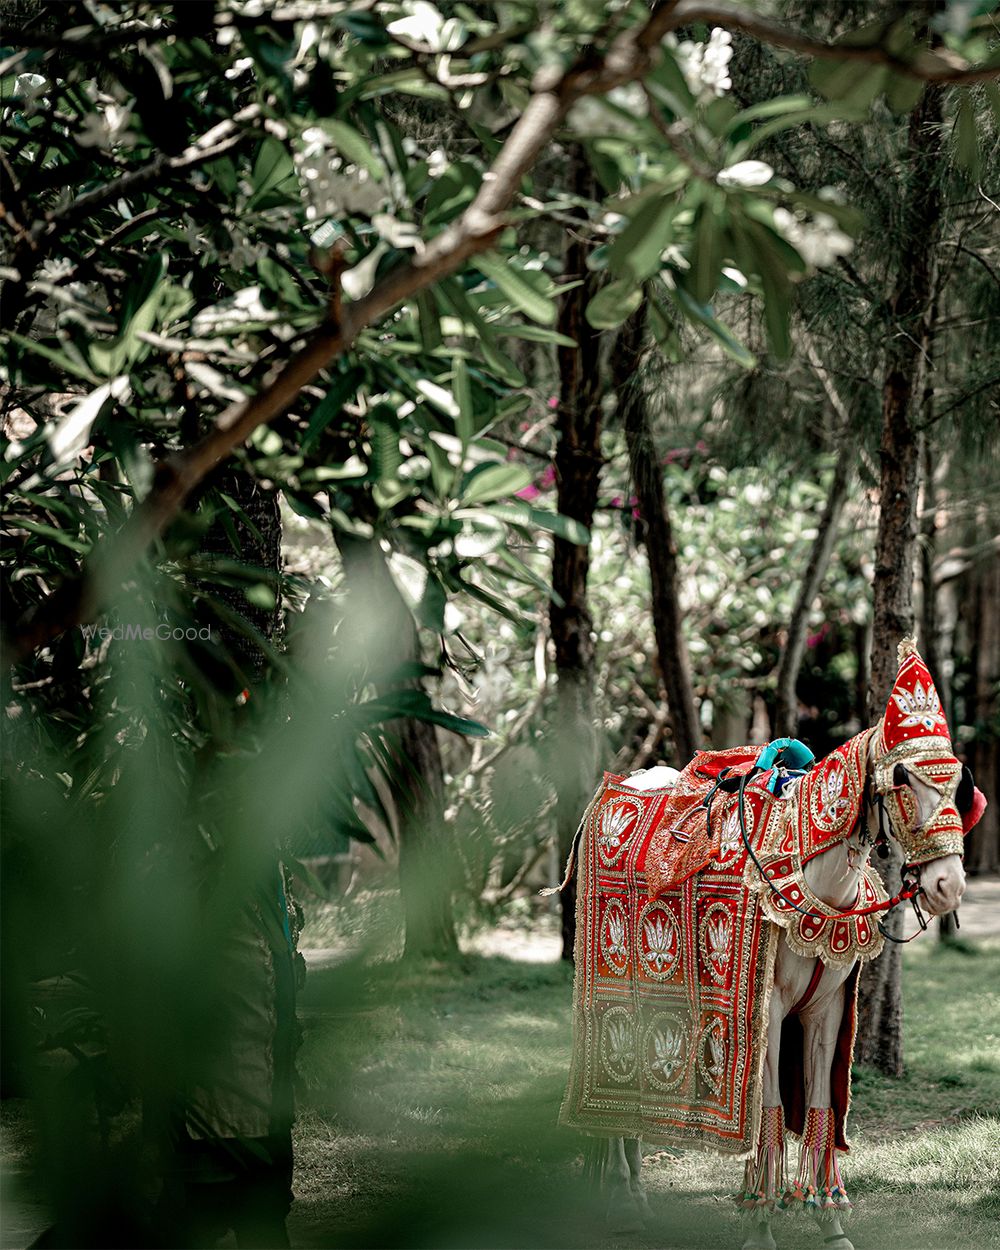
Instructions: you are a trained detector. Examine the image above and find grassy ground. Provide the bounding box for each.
[289,936,1000,1250]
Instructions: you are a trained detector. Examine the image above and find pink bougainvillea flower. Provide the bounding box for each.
[540,464,556,487]
[695,440,709,454]
[547,396,559,409]
[806,624,830,649]
[515,484,541,500]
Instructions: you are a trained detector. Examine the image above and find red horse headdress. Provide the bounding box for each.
[873,638,986,864]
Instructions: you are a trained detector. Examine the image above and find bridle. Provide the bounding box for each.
[706,763,930,940]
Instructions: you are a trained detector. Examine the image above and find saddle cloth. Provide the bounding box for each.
[559,758,862,1157]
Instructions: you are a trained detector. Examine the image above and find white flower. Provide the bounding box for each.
[607,83,648,116]
[427,149,448,178]
[772,207,854,269]
[224,56,254,80]
[717,160,773,189]
[387,2,453,51]
[671,27,732,103]
[38,257,75,282]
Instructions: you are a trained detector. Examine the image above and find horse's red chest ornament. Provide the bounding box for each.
[560,639,986,1248]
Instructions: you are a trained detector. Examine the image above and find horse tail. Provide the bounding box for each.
[539,781,604,896]
[582,1135,609,1187]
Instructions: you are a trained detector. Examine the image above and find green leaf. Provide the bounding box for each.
[460,462,533,505]
[725,94,814,132]
[692,199,724,305]
[465,501,589,546]
[475,254,557,325]
[809,58,889,108]
[335,9,390,46]
[608,193,676,284]
[320,118,384,178]
[416,292,442,352]
[247,137,295,209]
[671,284,756,370]
[884,71,924,115]
[9,517,91,553]
[369,404,401,481]
[741,221,793,359]
[301,366,364,453]
[426,437,456,498]
[361,689,490,737]
[5,333,98,384]
[453,356,474,446]
[585,279,643,330]
[729,101,869,157]
[492,324,578,348]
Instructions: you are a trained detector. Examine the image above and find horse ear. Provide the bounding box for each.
[893,763,908,788]
[956,765,974,814]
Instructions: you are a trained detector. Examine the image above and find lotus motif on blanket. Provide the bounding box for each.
[891,679,946,733]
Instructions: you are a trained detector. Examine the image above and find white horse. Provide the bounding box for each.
[573,642,983,1250]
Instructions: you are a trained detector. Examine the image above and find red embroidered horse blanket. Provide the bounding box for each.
[560,743,877,1157]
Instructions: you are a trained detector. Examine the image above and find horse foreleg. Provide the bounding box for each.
[623,1137,651,1222]
[605,1137,645,1233]
[797,986,854,1250]
[740,990,787,1250]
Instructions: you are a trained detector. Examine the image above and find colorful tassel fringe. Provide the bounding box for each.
[736,1105,786,1211]
[781,1106,851,1216]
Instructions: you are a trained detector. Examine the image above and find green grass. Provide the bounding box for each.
[289,939,1000,1250]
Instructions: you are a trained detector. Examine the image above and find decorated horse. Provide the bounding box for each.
[556,639,986,1250]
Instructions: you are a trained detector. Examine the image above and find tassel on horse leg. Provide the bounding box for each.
[737,1105,786,1212]
[737,1106,784,1250]
[783,1106,851,1216]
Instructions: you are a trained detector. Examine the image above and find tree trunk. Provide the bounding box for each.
[966,548,1000,874]
[613,310,701,764]
[335,536,458,959]
[858,85,944,1077]
[774,433,853,739]
[550,152,603,963]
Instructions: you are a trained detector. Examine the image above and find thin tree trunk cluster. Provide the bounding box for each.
[613,311,701,765]
[550,156,605,963]
[858,85,945,1077]
[774,434,854,740]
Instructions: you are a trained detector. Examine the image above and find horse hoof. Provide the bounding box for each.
[741,1229,776,1250]
[607,1195,643,1234]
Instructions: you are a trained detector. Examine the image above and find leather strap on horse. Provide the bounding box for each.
[730,766,923,927]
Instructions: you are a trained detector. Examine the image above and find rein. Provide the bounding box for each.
[716,765,926,931]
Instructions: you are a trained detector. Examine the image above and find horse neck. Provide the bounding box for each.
[799,727,877,909]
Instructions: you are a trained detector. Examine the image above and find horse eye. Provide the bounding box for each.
[893,764,909,788]
[956,765,974,814]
